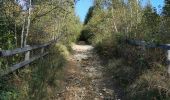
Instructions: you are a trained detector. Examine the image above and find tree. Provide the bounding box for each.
[162,0,170,16]
[84,6,95,25]
[161,0,170,43]
[139,4,160,41]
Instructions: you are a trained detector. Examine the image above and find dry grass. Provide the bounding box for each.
[94,36,170,100]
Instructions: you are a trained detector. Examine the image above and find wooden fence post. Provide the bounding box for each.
[25,45,30,67]
[41,47,44,59]
[142,42,146,56]
[41,47,44,54]
[167,49,170,75]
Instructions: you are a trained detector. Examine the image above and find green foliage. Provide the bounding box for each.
[0,44,68,100]
[81,7,114,45]
[0,0,82,99]
[0,32,15,49]
[79,29,93,43]
[0,77,19,100]
[81,0,170,99]
[26,45,67,100]
[138,5,161,42]
[84,6,95,25]
[161,0,170,43]
[163,0,170,16]
[103,44,170,99]
[55,44,69,57]
[29,0,82,45]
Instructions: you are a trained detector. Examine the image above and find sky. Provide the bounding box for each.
[75,0,94,22]
[75,0,165,23]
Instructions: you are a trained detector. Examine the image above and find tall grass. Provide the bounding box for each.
[0,44,69,100]
[91,33,170,99]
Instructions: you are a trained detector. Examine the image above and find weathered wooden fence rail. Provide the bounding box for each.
[126,39,170,74]
[0,39,58,76]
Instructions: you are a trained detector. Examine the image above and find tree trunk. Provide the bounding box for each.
[111,8,118,33]
[21,17,26,48]
[24,0,32,47]
[15,23,17,47]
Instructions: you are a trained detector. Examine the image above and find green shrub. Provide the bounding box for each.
[54,44,69,58]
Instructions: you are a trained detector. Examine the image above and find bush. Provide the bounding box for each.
[54,44,70,58]
[94,32,170,99]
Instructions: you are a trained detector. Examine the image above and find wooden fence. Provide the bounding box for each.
[126,39,170,74]
[0,39,58,76]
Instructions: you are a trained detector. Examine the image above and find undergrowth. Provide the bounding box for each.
[0,43,69,100]
[94,35,170,100]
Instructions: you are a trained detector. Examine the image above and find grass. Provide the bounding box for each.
[127,67,170,100]
[0,43,69,100]
[94,35,170,100]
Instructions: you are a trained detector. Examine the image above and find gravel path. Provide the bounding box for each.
[56,44,119,100]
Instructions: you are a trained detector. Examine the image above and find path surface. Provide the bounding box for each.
[56,43,119,100]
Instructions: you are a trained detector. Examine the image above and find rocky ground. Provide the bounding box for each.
[56,43,121,100]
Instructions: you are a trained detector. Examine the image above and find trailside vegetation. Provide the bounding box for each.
[0,0,82,99]
[81,0,170,99]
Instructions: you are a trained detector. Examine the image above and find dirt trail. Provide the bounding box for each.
[56,43,119,100]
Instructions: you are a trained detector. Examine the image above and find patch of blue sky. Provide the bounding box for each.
[142,0,164,13]
[75,0,94,22]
